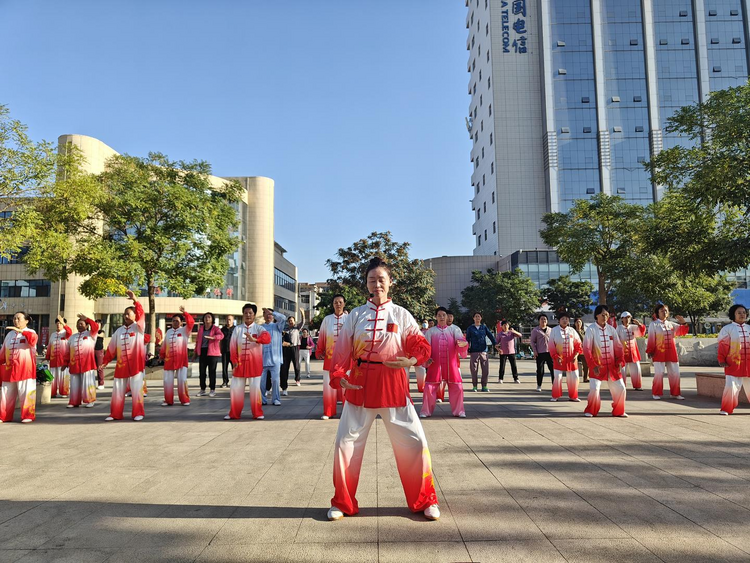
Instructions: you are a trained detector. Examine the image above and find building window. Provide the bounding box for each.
[489,104,492,116]
[274,268,296,292]
[482,174,486,186]
[0,279,51,298]
[473,83,476,94]
[483,202,486,212]
[484,229,487,241]
[481,119,484,131]
[490,133,493,145]
[474,107,477,119]
[481,147,485,159]
[492,191,495,203]
[478,45,481,57]
[477,209,481,220]
[476,183,480,194]
[477,235,481,247]
[491,162,494,174]
[480,94,483,106]
[474,131,478,143]
[493,221,496,234]
[487,77,490,89]
[486,23,489,35]
[274,295,296,313]
[486,50,490,62]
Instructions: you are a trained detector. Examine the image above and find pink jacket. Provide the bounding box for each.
[195,324,224,357]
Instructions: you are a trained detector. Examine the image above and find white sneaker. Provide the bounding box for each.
[182,402,190,406]
[584,412,593,417]
[423,504,440,520]
[617,413,629,418]
[296,381,301,386]
[224,415,232,420]
[21,419,33,423]
[134,415,144,421]
[281,390,288,396]
[66,404,75,408]
[720,411,729,415]
[125,392,131,397]
[458,413,466,418]
[321,415,330,420]
[498,380,503,384]
[327,506,344,521]
[673,395,685,400]
[161,402,170,407]
[266,391,271,398]
[652,395,661,400]
[515,380,520,384]
[306,374,311,379]
[436,399,443,403]
[570,398,581,402]
[337,400,343,404]
[550,398,558,402]
[536,386,542,392]
[209,391,216,397]
[256,415,264,420]
[197,391,206,397]
[97,385,105,390]
[419,413,428,418]
[105,416,115,421]
[273,400,281,406]
[85,402,95,408]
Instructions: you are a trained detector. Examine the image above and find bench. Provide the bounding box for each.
[696,372,749,403]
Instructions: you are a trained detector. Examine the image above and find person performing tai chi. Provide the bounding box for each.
[413,322,429,393]
[101,290,147,421]
[497,320,522,384]
[261,307,287,406]
[159,306,194,407]
[299,328,313,379]
[327,257,438,522]
[646,303,689,400]
[531,314,554,392]
[583,305,627,418]
[225,303,271,420]
[0,312,38,423]
[316,294,348,419]
[718,304,750,415]
[549,311,582,402]
[420,307,468,418]
[67,314,100,408]
[47,316,72,398]
[616,312,645,390]
[466,312,497,392]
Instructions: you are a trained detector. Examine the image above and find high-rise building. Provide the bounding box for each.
[467,0,750,263]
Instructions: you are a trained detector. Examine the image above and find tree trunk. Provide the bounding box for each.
[147,283,156,355]
[597,268,607,305]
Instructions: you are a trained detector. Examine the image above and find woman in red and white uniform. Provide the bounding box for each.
[718,304,750,415]
[225,303,271,420]
[159,306,194,407]
[102,290,147,421]
[549,311,583,402]
[616,312,645,390]
[583,305,627,417]
[47,316,72,398]
[316,294,348,420]
[67,314,99,408]
[0,311,38,423]
[327,257,438,522]
[646,303,689,400]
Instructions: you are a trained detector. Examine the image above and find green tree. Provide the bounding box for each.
[25,152,243,350]
[541,275,595,320]
[540,193,644,304]
[646,83,750,274]
[311,283,366,328]
[460,268,540,327]
[447,297,472,329]
[323,231,436,322]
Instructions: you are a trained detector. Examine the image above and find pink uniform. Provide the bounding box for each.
[317,312,348,418]
[0,328,38,422]
[329,299,436,516]
[159,312,195,406]
[646,319,689,398]
[47,325,72,397]
[617,323,645,389]
[227,322,272,419]
[550,325,582,401]
[583,322,626,417]
[102,302,147,420]
[421,324,467,417]
[718,322,750,414]
[67,318,100,407]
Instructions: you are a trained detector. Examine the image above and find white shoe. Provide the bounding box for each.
[458,413,466,418]
[498,380,503,384]
[515,380,520,384]
[85,402,95,408]
[281,390,288,396]
[273,400,281,406]
[66,404,75,408]
[97,385,105,390]
[652,395,661,400]
[327,506,344,521]
[182,402,190,406]
[536,386,542,392]
[265,391,271,398]
[720,411,729,415]
[419,413,428,418]
[143,394,148,397]
[105,416,115,421]
[617,413,629,418]
[337,400,343,404]
[256,415,264,420]
[321,415,330,420]
[134,415,144,421]
[21,419,33,423]
[550,398,558,402]
[125,392,131,397]
[570,398,581,402]
[306,374,311,379]
[584,412,593,417]
[161,402,170,407]
[296,381,301,386]
[209,391,216,397]
[436,399,443,403]
[224,415,232,420]
[423,504,440,520]
[673,395,685,400]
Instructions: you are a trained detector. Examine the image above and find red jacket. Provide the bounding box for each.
[68,318,100,374]
[1,329,38,382]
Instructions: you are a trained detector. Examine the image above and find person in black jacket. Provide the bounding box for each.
[220,315,235,388]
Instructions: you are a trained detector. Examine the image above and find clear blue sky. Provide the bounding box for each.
[0,0,473,282]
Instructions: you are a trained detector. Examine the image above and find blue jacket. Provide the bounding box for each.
[466,324,497,353]
[262,311,287,367]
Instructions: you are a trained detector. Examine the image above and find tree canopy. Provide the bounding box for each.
[541,275,595,320]
[460,268,540,327]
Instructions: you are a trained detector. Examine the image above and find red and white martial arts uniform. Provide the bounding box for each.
[717,322,750,414]
[159,312,195,406]
[67,318,99,407]
[102,302,147,420]
[227,322,271,419]
[421,325,467,417]
[317,312,348,418]
[413,327,428,393]
[617,323,645,389]
[583,323,626,417]
[0,328,38,422]
[47,325,72,397]
[329,299,436,516]
[646,319,689,398]
[550,325,582,401]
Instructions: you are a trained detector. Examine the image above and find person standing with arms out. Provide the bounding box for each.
[646,303,689,400]
[281,309,305,391]
[327,257,438,522]
[420,307,468,418]
[549,311,582,402]
[194,312,223,397]
[67,314,99,408]
[47,316,72,398]
[497,320,522,383]
[299,328,313,379]
[317,295,348,419]
[101,290,147,421]
[573,317,588,382]
[261,307,287,406]
[530,314,554,392]
[94,321,106,390]
[583,305,627,417]
[220,315,235,388]
[718,304,750,415]
[226,303,272,420]
[617,312,645,390]
[159,306,194,407]
[466,312,497,392]
[0,312,38,423]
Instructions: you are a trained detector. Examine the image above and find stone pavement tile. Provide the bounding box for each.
[376,493,462,543]
[440,491,545,541]
[551,538,662,563]
[196,543,292,563]
[509,488,630,540]
[283,542,378,563]
[722,533,750,554]
[0,502,44,527]
[0,502,106,550]
[378,541,471,563]
[13,548,113,563]
[295,493,377,544]
[97,545,204,563]
[466,540,567,562]
[638,535,750,563]
[0,550,31,563]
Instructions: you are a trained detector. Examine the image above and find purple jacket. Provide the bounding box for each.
[196,324,224,357]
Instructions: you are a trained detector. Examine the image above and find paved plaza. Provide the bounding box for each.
[2,360,750,562]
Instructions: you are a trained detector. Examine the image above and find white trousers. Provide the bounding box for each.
[299,349,311,377]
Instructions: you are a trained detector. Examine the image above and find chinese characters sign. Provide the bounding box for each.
[501,0,528,54]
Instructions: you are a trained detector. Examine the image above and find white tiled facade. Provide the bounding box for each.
[425,255,501,308]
